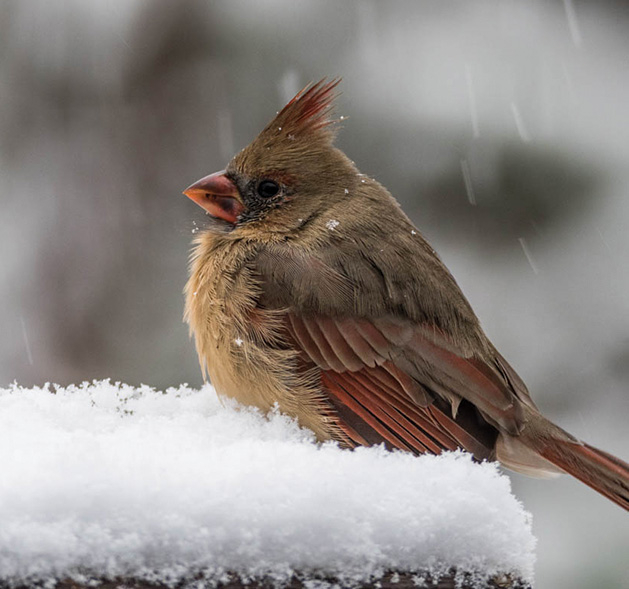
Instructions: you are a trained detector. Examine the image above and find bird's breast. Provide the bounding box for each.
[184,235,336,440]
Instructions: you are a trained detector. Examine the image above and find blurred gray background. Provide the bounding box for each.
[1,1,627,586]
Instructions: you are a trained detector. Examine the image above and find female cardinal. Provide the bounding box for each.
[183,79,629,510]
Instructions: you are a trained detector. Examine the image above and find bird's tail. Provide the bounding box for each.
[538,437,629,511]
[497,413,629,511]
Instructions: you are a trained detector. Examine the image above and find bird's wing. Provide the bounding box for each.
[285,314,507,458]
[255,241,531,458]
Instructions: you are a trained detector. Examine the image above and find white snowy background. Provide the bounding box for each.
[1,1,628,587]
[0,381,534,587]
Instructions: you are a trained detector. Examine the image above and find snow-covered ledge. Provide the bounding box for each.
[0,381,535,589]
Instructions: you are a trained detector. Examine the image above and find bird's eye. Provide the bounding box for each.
[257,180,280,198]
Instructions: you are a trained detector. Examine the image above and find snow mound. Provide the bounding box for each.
[0,381,535,587]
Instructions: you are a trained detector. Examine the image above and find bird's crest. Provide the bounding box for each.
[230,78,344,176]
[263,78,341,139]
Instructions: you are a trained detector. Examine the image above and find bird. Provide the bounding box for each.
[183,79,629,511]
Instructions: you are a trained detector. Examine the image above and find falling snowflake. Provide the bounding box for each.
[326,219,340,231]
[344,188,349,194]
[234,338,244,347]
[411,230,417,235]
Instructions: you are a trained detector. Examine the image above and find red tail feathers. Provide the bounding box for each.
[539,438,629,511]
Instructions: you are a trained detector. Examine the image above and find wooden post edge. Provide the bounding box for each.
[2,570,531,589]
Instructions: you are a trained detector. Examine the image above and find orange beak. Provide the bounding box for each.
[183,170,245,224]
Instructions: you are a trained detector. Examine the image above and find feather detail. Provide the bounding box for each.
[320,366,496,460]
[264,78,341,138]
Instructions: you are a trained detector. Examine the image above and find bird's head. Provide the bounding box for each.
[183,79,359,234]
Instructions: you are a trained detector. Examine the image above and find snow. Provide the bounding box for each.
[0,381,535,587]
[325,219,340,230]
[460,159,476,206]
[509,102,531,143]
[517,238,539,276]
[562,0,582,46]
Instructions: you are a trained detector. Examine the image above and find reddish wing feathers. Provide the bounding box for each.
[285,314,499,461]
[321,364,495,459]
[271,78,341,136]
[288,314,522,431]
